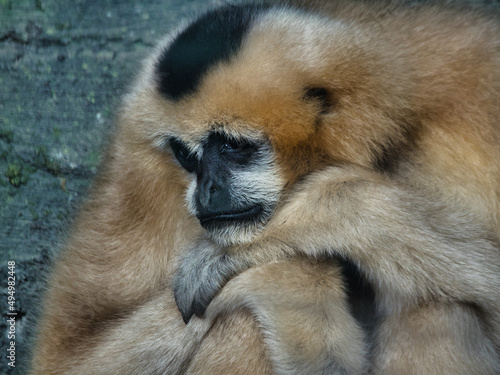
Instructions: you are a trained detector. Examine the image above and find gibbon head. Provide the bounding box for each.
[120,3,416,245]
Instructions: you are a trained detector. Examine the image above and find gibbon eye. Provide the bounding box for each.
[220,137,258,164]
[169,138,198,173]
[222,139,256,154]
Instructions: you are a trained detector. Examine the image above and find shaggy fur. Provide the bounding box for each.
[32,1,500,374]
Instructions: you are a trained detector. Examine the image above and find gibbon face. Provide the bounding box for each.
[124,3,418,245]
[170,132,282,245]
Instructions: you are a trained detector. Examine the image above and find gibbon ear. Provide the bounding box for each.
[303,86,335,114]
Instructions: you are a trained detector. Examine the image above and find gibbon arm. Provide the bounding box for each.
[174,165,500,339]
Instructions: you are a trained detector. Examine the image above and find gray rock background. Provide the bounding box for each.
[0,0,206,373]
[1,0,499,374]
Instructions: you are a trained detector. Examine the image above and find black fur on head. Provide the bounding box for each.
[156,4,270,101]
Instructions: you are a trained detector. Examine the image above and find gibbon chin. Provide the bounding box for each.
[32,1,500,374]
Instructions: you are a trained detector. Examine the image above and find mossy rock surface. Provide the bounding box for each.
[1,0,499,374]
[0,1,204,373]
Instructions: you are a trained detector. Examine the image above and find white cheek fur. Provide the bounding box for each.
[184,147,285,246]
[185,178,198,217]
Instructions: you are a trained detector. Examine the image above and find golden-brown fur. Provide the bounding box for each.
[32,0,500,374]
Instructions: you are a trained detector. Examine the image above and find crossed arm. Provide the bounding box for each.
[174,165,500,347]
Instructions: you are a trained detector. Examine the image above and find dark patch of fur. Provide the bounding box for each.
[373,115,422,173]
[303,86,335,114]
[339,257,377,335]
[156,4,269,101]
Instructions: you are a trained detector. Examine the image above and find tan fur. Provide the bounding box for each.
[213,165,500,373]
[203,259,369,374]
[32,1,500,374]
[372,303,498,374]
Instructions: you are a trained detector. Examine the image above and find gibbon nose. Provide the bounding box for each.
[195,174,232,216]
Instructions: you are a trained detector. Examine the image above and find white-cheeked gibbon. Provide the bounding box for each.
[32,1,500,374]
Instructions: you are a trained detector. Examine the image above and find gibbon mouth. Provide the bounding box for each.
[197,204,264,226]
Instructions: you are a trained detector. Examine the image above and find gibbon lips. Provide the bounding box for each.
[197,204,264,226]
